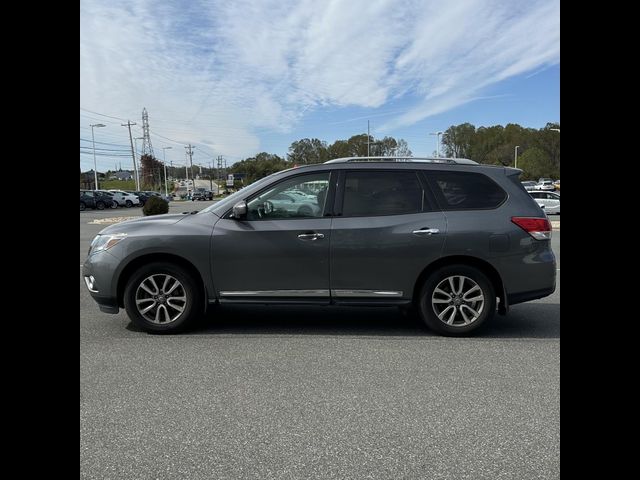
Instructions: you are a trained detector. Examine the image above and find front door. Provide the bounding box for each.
[330,169,446,302]
[212,171,334,302]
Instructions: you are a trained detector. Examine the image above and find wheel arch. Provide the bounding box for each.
[413,255,507,314]
[116,253,207,311]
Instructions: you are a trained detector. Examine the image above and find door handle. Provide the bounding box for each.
[298,232,325,241]
[412,228,440,236]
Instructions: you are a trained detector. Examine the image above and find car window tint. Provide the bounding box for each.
[246,172,330,220]
[342,171,423,217]
[428,171,506,210]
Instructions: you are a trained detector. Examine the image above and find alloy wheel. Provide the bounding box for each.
[431,275,485,327]
[135,274,187,324]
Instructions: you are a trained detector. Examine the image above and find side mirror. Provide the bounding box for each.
[232,201,247,219]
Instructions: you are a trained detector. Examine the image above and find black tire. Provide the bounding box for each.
[125,200,133,208]
[123,261,203,334]
[80,202,86,211]
[418,264,496,336]
[96,201,105,210]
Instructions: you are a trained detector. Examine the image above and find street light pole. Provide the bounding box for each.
[515,145,520,169]
[90,124,106,189]
[162,147,172,197]
[429,131,443,157]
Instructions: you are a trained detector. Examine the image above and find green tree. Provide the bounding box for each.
[442,123,476,158]
[394,138,412,157]
[532,123,561,174]
[440,121,559,177]
[231,153,288,183]
[517,147,558,180]
[287,138,328,165]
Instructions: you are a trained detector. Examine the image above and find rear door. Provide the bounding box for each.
[329,169,446,302]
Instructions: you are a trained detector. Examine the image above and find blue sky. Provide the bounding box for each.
[80,0,559,172]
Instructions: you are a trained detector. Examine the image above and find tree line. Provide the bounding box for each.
[233,134,412,183]
[232,122,559,184]
[89,122,560,189]
[442,122,560,180]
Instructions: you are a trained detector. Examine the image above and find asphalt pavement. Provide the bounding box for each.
[80,205,560,480]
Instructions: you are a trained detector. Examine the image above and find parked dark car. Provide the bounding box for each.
[144,191,173,203]
[127,191,151,206]
[95,190,118,208]
[83,157,556,336]
[80,190,115,211]
[191,189,214,201]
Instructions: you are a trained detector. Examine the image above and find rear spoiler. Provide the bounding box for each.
[504,167,522,177]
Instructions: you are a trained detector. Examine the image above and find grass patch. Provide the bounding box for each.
[98,180,136,190]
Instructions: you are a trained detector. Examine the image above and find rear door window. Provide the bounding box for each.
[341,171,426,217]
[426,171,507,210]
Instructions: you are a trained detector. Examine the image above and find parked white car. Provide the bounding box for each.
[530,191,560,214]
[268,192,321,217]
[108,190,140,207]
[534,180,555,191]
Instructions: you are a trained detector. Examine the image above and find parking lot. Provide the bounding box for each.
[80,205,559,479]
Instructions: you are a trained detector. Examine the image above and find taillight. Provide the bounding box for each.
[511,217,552,240]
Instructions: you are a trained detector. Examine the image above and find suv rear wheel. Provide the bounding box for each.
[418,264,495,336]
[123,262,202,333]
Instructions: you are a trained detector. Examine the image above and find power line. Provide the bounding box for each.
[80,137,131,148]
[80,151,132,157]
[149,129,185,145]
[80,108,128,121]
[80,146,130,152]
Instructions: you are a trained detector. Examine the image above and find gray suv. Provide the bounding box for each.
[83,157,556,336]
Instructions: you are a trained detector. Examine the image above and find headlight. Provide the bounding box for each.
[89,233,127,255]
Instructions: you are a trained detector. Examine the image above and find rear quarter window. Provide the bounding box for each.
[426,171,507,210]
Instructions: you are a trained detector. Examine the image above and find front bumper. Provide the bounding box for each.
[82,250,121,314]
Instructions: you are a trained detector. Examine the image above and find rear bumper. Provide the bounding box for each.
[507,285,556,305]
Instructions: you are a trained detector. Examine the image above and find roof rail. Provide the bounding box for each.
[323,156,478,165]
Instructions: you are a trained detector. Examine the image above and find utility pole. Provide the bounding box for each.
[185,144,195,187]
[217,155,223,184]
[209,161,213,191]
[122,121,139,190]
[162,146,172,197]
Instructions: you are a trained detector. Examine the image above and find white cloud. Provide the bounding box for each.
[80,0,559,158]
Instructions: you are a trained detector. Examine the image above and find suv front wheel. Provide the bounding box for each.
[123,262,202,333]
[418,264,496,336]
